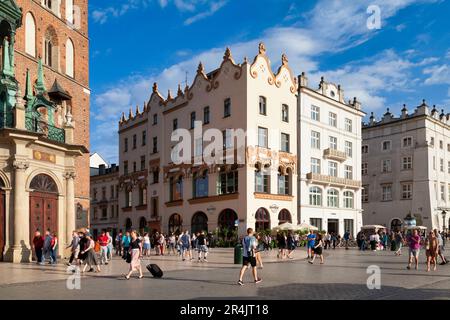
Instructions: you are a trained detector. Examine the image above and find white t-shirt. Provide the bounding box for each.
[144,236,150,244]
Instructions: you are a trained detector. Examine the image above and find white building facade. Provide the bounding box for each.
[298,75,365,238]
[362,102,450,232]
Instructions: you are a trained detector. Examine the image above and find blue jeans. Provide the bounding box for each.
[35,248,43,263]
[50,249,57,264]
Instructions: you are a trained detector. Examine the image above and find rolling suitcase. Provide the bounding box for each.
[147,263,163,278]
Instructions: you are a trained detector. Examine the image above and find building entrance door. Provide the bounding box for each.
[29,192,58,242]
[327,219,339,235]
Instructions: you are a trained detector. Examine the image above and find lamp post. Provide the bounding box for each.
[442,210,447,232]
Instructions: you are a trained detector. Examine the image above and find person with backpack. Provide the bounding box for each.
[238,228,262,286]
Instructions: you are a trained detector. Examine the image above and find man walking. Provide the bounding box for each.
[434,229,448,265]
[32,230,44,265]
[66,230,80,266]
[238,228,262,286]
[306,230,316,258]
[179,230,191,261]
[98,230,109,265]
[343,230,350,249]
[407,229,421,270]
[43,229,53,264]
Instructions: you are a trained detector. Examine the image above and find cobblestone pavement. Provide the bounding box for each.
[0,247,449,300]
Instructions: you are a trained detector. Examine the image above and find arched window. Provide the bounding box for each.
[65,0,74,24]
[25,12,36,57]
[30,174,58,193]
[44,26,58,69]
[218,209,237,229]
[168,214,182,235]
[259,96,267,115]
[65,38,74,77]
[278,209,292,224]
[255,207,270,231]
[327,189,339,208]
[191,211,208,234]
[193,170,208,198]
[343,191,354,208]
[309,187,322,206]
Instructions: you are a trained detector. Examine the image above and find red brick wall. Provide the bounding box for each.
[15,0,90,211]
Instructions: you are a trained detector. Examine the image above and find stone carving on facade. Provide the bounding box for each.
[63,172,76,179]
[13,160,29,171]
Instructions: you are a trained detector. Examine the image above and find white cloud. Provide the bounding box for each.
[395,24,407,31]
[184,0,228,25]
[92,0,152,24]
[423,64,450,85]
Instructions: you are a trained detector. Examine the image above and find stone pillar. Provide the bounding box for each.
[13,88,26,130]
[5,161,31,263]
[65,172,76,246]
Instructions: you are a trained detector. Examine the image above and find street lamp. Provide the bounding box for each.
[442,210,447,232]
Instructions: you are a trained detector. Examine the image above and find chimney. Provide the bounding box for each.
[99,164,106,175]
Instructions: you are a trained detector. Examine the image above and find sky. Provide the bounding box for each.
[88,0,450,164]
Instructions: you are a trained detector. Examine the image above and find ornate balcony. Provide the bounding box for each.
[323,148,347,162]
[306,172,361,189]
[25,116,65,143]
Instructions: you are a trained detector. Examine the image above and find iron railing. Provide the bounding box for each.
[25,116,65,143]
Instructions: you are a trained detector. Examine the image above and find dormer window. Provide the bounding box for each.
[330,90,335,98]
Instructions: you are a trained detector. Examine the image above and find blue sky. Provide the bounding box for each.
[89,0,450,163]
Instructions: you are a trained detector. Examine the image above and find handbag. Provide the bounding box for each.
[126,251,132,263]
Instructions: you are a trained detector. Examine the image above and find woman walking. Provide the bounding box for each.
[286,231,295,259]
[81,234,101,273]
[407,229,421,270]
[142,233,151,257]
[277,232,286,259]
[426,231,438,272]
[124,230,143,279]
[168,233,176,255]
[309,234,324,264]
[255,233,264,269]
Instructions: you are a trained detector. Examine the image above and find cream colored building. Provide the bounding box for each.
[362,102,450,232]
[90,164,119,239]
[297,75,365,237]
[118,44,298,236]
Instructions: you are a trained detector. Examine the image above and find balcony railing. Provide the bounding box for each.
[25,116,65,143]
[323,148,347,162]
[306,172,361,189]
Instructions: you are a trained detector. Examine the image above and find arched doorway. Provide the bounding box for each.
[125,218,132,231]
[390,219,402,232]
[218,209,238,230]
[139,217,147,235]
[168,213,182,235]
[29,174,58,245]
[191,211,208,234]
[0,177,5,261]
[278,209,292,224]
[255,207,270,232]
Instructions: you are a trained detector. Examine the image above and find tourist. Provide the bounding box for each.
[394,231,404,256]
[238,228,262,286]
[179,230,191,261]
[115,231,123,256]
[50,232,58,264]
[425,231,438,272]
[369,233,378,251]
[122,231,131,258]
[158,233,165,256]
[81,234,101,273]
[343,230,350,249]
[406,229,421,270]
[77,231,88,266]
[324,232,331,250]
[66,230,80,266]
[143,233,151,257]
[382,232,389,251]
[98,230,109,265]
[434,229,447,265]
[124,230,143,279]
[277,232,286,259]
[331,232,337,249]
[106,231,113,260]
[309,234,324,264]
[43,229,53,264]
[306,230,316,258]
[255,233,264,268]
[168,233,176,255]
[286,231,295,259]
[196,231,208,262]
[32,230,44,265]
[358,232,366,251]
